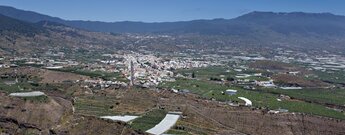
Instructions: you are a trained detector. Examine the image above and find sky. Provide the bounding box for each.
[0,0,345,22]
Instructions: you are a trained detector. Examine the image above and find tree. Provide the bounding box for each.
[226,77,235,81]
[210,77,221,81]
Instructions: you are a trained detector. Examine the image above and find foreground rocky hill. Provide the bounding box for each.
[156,90,345,135]
[0,82,344,135]
[0,92,144,135]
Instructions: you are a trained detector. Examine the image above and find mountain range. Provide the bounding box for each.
[1,5,345,36]
[0,13,45,36]
[1,5,345,53]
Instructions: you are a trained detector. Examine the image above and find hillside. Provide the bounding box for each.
[2,5,345,52]
[0,14,125,55]
[2,5,345,37]
[0,6,64,24]
[0,14,44,36]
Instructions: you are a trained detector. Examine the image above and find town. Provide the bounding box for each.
[1,2,345,134]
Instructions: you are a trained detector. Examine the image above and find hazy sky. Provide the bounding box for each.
[0,0,344,22]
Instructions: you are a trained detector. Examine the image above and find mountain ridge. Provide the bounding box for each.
[0,13,45,36]
[1,5,345,53]
[1,5,345,35]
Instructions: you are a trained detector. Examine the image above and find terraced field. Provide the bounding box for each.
[50,67,127,82]
[130,109,167,132]
[74,95,119,116]
[160,78,345,120]
[261,88,345,106]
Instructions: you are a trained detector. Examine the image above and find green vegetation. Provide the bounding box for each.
[161,78,345,119]
[261,88,345,106]
[160,78,229,101]
[176,66,234,80]
[50,67,127,82]
[74,95,119,116]
[0,14,45,36]
[0,77,57,93]
[167,121,215,135]
[0,126,4,133]
[65,50,110,63]
[130,109,167,132]
[0,82,20,92]
[176,66,269,82]
[166,129,191,135]
[0,74,44,93]
[12,60,44,68]
[167,65,345,120]
[244,76,270,81]
[22,95,49,103]
[0,81,37,93]
[18,63,44,68]
[313,70,345,84]
[230,89,345,120]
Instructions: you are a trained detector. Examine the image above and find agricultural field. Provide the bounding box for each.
[260,88,345,106]
[21,95,49,103]
[130,109,167,132]
[160,78,345,120]
[312,70,345,84]
[249,60,303,72]
[175,66,234,80]
[74,95,120,116]
[175,66,269,81]
[166,129,191,135]
[166,120,218,135]
[0,79,39,93]
[74,89,158,116]
[50,67,127,82]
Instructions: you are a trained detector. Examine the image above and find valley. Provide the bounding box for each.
[0,4,345,135]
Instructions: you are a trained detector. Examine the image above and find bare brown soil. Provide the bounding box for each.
[273,74,329,87]
[0,93,72,134]
[53,115,145,135]
[0,92,144,135]
[40,69,89,83]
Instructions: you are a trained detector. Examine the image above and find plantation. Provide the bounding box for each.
[130,109,167,132]
[161,78,345,119]
[313,70,345,84]
[74,95,119,116]
[0,81,38,93]
[50,67,127,82]
[260,88,345,106]
[22,95,49,103]
[175,66,235,80]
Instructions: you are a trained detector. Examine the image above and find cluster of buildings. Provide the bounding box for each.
[120,52,217,87]
[83,79,127,89]
[273,48,345,72]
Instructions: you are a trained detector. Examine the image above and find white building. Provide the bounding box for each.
[225,89,237,95]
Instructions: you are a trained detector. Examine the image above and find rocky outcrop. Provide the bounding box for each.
[0,94,145,135]
[0,116,42,134]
